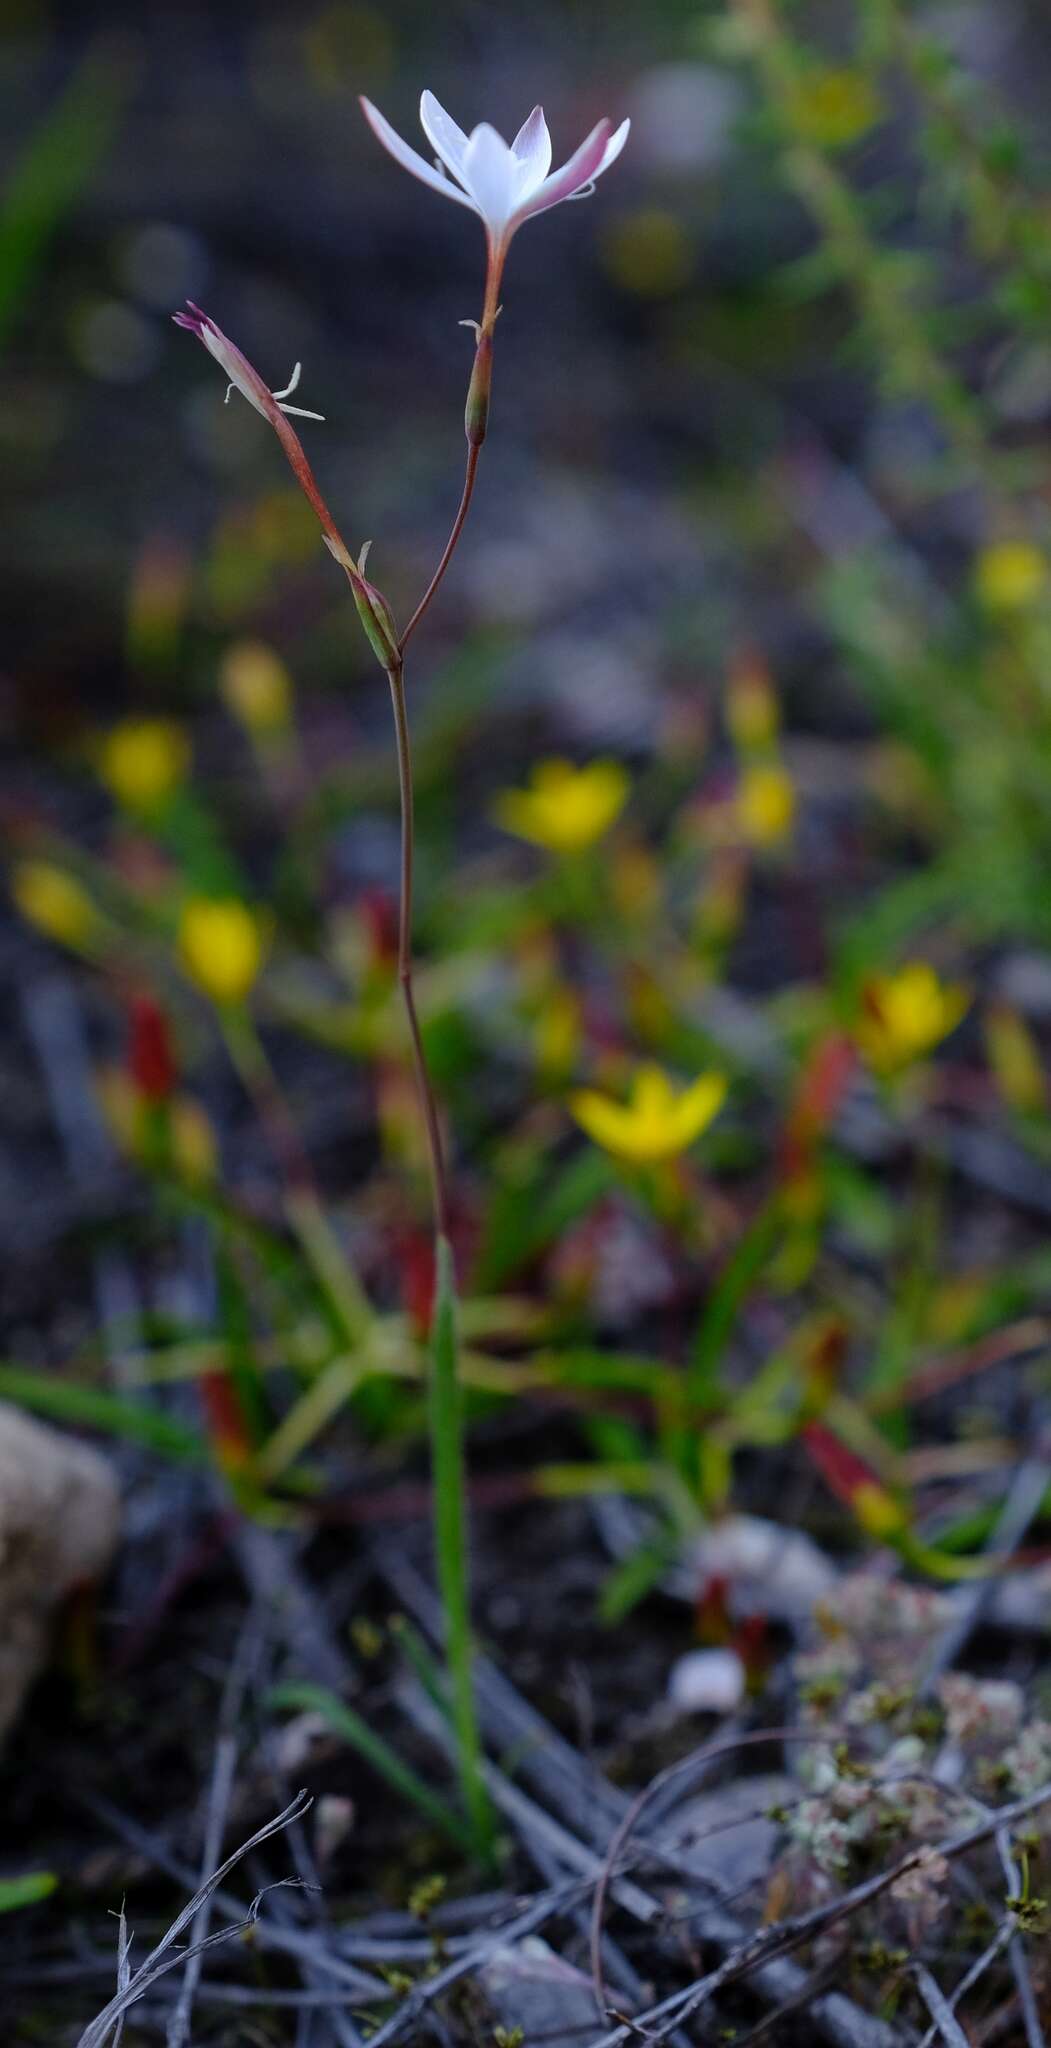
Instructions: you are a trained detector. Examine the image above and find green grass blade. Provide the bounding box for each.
[268,1681,473,1853]
[0,1872,57,1914]
[0,1365,207,1462]
[429,1234,494,1862]
[0,47,128,347]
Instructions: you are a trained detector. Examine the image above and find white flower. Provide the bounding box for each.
[360,91,629,252]
[172,303,324,422]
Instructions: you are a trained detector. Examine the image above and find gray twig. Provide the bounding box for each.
[913,1964,972,2048]
[75,1792,312,2048]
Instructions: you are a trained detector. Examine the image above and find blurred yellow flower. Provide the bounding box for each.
[96,1068,218,1183]
[534,986,581,1080]
[11,861,97,949]
[493,758,629,856]
[220,639,293,734]
[170,1097,219,1182]
[855,963,969,1075]
[790,66,883,148]
[726,652,779,752]
[736,761,796,846]
[179,897,265,1007]
[975,540,1046,611]
[611,841,662,919]
[985,1001,1046,1115]
[100,717,189,811]
[602,207,692,296]
[570,1063,728,1164]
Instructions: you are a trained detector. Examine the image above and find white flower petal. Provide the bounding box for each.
[460,122,519,232]
[419,89,472,182]
[510,105,552,199]
[512,119,614,224]
[200,325,268,418]
[360,96,479,212]
[595,116,631,178]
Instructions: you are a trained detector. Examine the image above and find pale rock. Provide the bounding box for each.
[668,1646,746,1717]
[687,1513,837,1625]
[0,1403,120,1745]
[479,1937,601,2046]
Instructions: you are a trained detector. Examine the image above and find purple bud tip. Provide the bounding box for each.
[172,301,209,337]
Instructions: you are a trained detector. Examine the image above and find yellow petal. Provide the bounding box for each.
[179,898,265,1007]
[569,1087,645,1158]
[493,758,629,854]
[100,718,189,810]
[669,1071,729,1148]
[11,861,97,949]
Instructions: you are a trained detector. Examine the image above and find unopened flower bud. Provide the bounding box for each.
[323,536,401,670]
[12,861,98,950]
[465,331,493,447]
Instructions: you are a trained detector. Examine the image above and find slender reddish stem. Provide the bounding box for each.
[397,441,481,657]
[386,659,451,1239]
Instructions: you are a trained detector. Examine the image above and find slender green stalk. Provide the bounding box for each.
[385,657,493,1860]
[429,1232,492,1855]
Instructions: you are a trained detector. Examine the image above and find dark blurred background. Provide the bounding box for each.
[9,0,1051,1327]
[3,0,749,744]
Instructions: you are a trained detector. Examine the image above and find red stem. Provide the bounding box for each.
[398,440,481,657]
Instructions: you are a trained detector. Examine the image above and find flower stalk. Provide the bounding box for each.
[173,88,627,1864]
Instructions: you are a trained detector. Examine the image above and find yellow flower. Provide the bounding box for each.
[985,1002,1046,1116]
[219,639,293,734]
[736,761,796,846]
[975,540,1045,612]
[534,987,581,1081]
[855,963,969,1076]
[726,653,779,752]
[170,1098,219,1182]
[178,897,265,1007]
[11,861,97,949]
[493,758,629,856]
[569,1063,728,1164]
[100,717,189,811]
[790,66,883,148]
[97,1068,218,1182]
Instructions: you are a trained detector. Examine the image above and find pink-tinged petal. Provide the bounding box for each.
[460,123,519,232]
[594,116,631,178]
[419,89,471,181]
[510,105,552,198]
[173,302,272,419]
[359,96,479,212]
[512,118,613,224]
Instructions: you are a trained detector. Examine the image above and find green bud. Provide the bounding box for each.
[465,333,493,447]
[323,535,401,669]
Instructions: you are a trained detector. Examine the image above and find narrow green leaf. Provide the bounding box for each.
[0,47,128,346]
[0,1366,207,1462]
[0,1872,58,1914]
[429,1236,494,1862]
[268,1682,473,1853]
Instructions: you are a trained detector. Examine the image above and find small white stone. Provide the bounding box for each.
[0,1403,120,1746]
[668,1647,746,1716]
[687,1514,836,1624]
[314,1793,355,1868]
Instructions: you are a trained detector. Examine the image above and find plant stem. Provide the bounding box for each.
[398,443,480,658]
[430,1231,493,1857]
[385,661,450,1238]
[396,247,503,659]
[385,654,492,1858]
